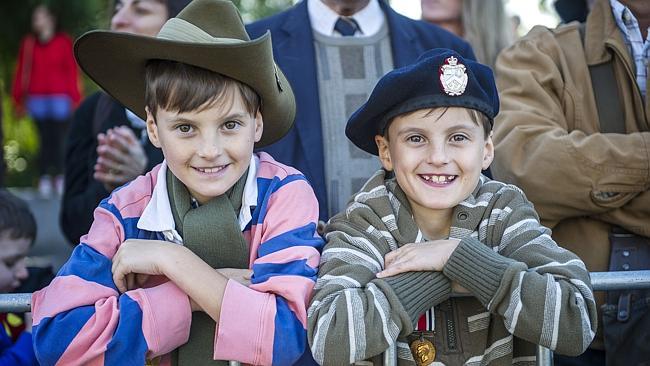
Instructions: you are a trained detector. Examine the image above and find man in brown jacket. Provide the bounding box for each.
[492,0,650,365]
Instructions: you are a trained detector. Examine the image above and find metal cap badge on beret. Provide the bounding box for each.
[74,0,295,148]
[345,48,499,155]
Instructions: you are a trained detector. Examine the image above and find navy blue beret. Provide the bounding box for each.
[346,48,499,155]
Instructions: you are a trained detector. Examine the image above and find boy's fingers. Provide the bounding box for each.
[384,250,400,267]
[113,271,126,293]
[376,263,406,278]
[136,274,150,287]
[126,273,135,291]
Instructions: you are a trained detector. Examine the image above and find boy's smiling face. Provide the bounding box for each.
[0,232,30,292]
[375,107,493,221]
[146,90,263,204]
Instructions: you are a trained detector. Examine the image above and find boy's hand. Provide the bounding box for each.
[216,268,252,286]
[111,239,180,293]
[95,126,148,191]
[376,239,461,278]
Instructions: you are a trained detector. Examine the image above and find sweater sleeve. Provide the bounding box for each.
[214,174,324,366]
[60,94,111,244]
[491,27,650,228]
[307,210,451,366]
[442,190,598,356]
[32,188,192,365]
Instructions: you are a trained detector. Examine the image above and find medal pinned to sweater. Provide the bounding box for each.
[439,55,467,96]
[410,336,436,366]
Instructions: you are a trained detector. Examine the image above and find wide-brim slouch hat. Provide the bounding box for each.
[346,48,499,155]
[74,0,296,147]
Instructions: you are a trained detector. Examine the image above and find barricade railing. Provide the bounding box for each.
[2,270,650,366]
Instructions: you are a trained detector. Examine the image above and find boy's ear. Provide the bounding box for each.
[482,132,495,170]
[375,135,393,171]
[253,109,263,143]
[145,107,162,149]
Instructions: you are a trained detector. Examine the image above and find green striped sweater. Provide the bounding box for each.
[307,170,597,365]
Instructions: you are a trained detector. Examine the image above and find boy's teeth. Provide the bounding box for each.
[198,166,224,173]
[423,175,455,183]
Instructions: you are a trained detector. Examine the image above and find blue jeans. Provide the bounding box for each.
[26,94,72,121]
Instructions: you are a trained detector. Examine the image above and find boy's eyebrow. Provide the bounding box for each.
[166,112,250,124]
[445,123,479,133]
[1,254,23,264]
[395,126,428,136]
[221,112,249,121]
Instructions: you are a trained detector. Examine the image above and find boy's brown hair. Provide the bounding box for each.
[144,60,261,119]
[0,189,36,243]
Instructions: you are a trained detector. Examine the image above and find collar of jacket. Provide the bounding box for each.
[584,0,634,68]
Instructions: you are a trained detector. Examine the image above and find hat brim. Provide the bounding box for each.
[75,30,295,147]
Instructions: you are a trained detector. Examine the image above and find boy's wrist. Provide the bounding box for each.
[158,243,192,280]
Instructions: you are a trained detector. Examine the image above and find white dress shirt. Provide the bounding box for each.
[307,0,385,37]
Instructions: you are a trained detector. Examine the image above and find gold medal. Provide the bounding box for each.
[410,337,436,366]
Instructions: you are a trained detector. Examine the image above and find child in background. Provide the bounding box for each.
[31,1,323,365]
[0,189,39,366]
[308,49,597,365]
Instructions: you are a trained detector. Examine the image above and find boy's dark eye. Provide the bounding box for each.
[178,125,192,133]
[451,134,467,142]
[133,6,150,16]
[408,135,423,143]
[224,121,240,130]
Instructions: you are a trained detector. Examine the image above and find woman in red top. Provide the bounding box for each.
[11,5,81,196]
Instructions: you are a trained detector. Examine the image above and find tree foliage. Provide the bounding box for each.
[0,0,293,93]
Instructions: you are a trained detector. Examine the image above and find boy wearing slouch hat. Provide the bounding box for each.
[31,1,323,365]
[308,48,596,365]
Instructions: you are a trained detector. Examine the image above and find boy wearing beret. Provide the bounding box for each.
[307,48,597,365]
[31,1,323,365]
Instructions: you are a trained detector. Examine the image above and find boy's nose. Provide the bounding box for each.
[15,263,29,281]
[197,140,223,160]
[426,144,451,166]
[110,8,130,31]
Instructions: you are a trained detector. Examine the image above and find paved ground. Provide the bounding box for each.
[8,188,73,272]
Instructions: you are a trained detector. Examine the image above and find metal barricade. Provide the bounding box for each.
[2,270,650,366]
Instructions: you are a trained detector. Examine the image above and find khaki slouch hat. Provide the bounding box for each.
[74,0,296,147]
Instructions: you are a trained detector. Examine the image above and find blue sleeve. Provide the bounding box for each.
[0,331,38,366]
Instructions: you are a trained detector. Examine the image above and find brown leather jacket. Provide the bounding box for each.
[491,0,650,348]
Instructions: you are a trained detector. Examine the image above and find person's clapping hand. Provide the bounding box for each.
[94,126,148,192]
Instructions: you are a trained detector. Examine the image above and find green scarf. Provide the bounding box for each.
[166,168,249,366]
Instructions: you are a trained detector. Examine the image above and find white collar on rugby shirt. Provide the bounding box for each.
[308,0,384,37]
[137,155,259,241]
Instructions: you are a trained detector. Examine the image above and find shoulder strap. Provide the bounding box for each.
[92,92,114,136]
[578,23,626,134]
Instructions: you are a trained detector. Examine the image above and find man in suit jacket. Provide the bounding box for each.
[247,0,474,220]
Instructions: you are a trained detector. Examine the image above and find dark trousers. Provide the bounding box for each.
[554,348,606,366]
[35,118,69,176]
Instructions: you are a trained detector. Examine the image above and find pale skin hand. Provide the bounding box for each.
[95,126,148,192]
[111,239,251,321]
[376,239,469,294]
